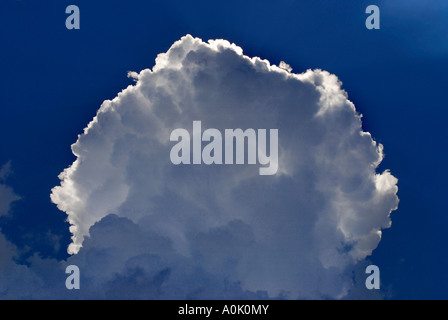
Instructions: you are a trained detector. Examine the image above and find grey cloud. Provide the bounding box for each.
[0,162,21,217]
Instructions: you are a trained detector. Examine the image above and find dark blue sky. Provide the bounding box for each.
[1,0,447,299]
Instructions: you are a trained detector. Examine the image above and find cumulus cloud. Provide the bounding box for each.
[279,61,292,72]
[127,71,139,81]
[48,35,398,299]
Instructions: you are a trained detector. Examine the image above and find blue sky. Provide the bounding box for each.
[0,0,447,299]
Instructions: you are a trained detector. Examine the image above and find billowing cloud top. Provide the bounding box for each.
[50,35,398,298]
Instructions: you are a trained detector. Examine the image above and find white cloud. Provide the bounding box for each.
[50,35,399,298]
[279,61,292,72]
[127,71,139,81]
